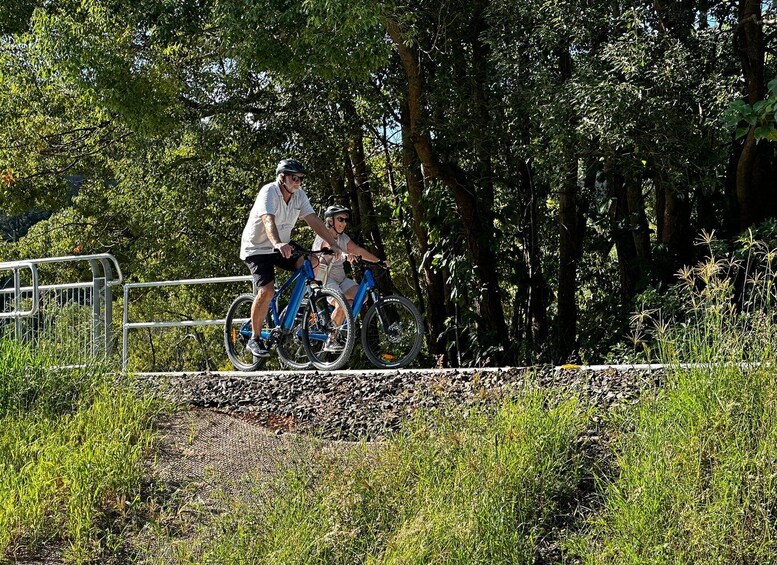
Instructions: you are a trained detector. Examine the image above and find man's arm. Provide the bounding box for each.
[304,214,343,259]
[261,214,292,258]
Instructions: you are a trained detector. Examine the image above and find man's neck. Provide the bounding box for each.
[279,181,294,203]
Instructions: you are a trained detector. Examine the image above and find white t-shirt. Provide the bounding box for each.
[313,232,352,283]
[240,181,315,259]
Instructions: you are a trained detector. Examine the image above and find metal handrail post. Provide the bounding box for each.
[122,284,129,371]
[100,258,114,355]
[89,259,104,357]
[120,275,253,373]
[13,268,20,338]
[0,263,39,320]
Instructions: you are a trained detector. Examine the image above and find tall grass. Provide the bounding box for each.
[177,391,591,564]
[0,339,158,563]
[578,231,777,563]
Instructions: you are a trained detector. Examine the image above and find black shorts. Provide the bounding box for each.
[244,253,299,288]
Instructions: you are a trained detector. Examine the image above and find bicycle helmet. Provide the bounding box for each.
[324,205,351,219]
[276,158,308,176]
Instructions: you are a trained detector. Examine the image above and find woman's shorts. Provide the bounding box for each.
[324,276,357,296]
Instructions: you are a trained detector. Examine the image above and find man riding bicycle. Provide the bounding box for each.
[313,205,385,325]
[240,159,345,358]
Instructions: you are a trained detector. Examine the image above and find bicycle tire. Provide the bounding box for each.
[361,295,424,369]
[276,306,313,370]
[224,293,267,371]
[301,288,355,371]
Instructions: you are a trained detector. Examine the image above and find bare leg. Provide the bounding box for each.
[251,282,274,338]
[331,285,357,326]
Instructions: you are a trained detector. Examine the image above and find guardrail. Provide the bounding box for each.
[122,275,254,370]
[0,254,123,361]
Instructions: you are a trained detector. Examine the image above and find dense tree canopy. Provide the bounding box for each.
[1,0,774,366]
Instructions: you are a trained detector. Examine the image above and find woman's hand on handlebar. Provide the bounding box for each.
[353,255,390,269]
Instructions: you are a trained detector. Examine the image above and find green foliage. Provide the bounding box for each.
[619,227,777,364]
[579,364,777,563]
[726,80,777,141]
[0,339,96,417]
[578,231,777,562]
[0,0,763,366]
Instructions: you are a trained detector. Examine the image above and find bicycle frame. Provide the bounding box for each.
[351,267,379,318]
[238,257,328,343]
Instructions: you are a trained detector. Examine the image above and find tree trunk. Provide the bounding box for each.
[400,100,448,360]
[378,116,427,326]
[734,0,774,228]
[506,133,549,360]
[386,17,510,359]
[652,161,691,282]
[626,180,651,263]
[556,45,581,362]
[342,148,362,229]
[525,160,549,349]
[348,132,386,261]
[557,156,579,361]
[608,170,640,302]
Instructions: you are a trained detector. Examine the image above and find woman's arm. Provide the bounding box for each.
[346,239,382,263]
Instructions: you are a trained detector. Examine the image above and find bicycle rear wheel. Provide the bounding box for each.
[224,293,267,371]
[301,288,355,371]
[361,295,424,369]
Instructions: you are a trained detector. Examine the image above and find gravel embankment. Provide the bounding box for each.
[142,367,665,441]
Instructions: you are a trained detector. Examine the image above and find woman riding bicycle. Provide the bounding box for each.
[312,205,385,325]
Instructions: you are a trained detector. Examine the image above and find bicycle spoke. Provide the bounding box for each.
[302,289,355,370]
[276,307,312,369]
[361,295,423,368]
[224,293,266,371]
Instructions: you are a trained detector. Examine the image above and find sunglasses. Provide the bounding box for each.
[289,174,305,183]
[335,216,350,223]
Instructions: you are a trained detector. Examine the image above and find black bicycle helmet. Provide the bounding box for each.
[276,158,308,176]
[324,204,351,219]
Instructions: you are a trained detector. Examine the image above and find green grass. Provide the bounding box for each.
[576,233,777,563]
[14,230,777,563]
[576,364,777,564]
[0,338,158,563]
[170,390,592,564]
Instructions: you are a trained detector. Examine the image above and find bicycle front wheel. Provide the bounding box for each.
[224,293,267,371]
[361,295,424,369]
[276,306,313,370]
[301,288,355,371]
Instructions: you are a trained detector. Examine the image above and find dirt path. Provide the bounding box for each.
[136,407,364,563]
[154,407,317,498]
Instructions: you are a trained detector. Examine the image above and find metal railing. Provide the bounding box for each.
[0,254,123,363]
[122,275,254,371]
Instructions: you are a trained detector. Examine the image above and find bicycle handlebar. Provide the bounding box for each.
[352,255,389,270]
[278,244,386,268]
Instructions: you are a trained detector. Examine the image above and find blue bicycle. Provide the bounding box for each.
[348,257,424,368]
[224,245,355,371]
